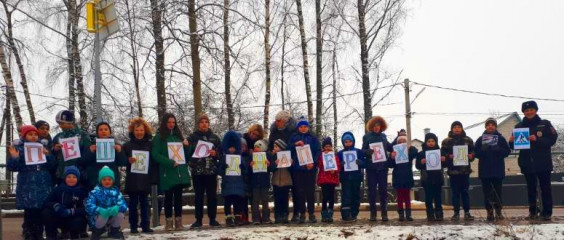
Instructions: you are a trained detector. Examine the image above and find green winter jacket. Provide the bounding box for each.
[52,125,92,181]
[152,133,192,191]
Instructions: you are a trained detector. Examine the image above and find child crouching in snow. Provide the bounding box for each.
[86,166,128,240]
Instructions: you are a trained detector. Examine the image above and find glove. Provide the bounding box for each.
[99,208,111,219]
[60,208,75,217]
[53,203,63,213]
[109,205,120,217]
[355,159,361,166]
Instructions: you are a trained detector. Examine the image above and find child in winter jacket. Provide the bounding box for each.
[317,137,340,223]
[416,133,446,221]
[441,121,476,221]
[82,122,127,191]
[219,131,248,227]
[361,116,393,221]
[8,125,56,240]
[43,166,88,240]
[475,117,511,221]
[85,166,128,240]
[51,110,91,185]
[124,117,157,233]
[289,116,321,224]
[390,134,418,221]
[269,139,292,224]
[152,113,192,230]
[338,132,364,222]
[250,139,272,224]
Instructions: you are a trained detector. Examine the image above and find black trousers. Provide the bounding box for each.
[193,175,218,220]
[43,208,87,239]
[224,195,244,216]
[293,170,317,215]
[321,184,335,211]
[524,171,553,216]
[480,178,503,211]
[164,185,183,218]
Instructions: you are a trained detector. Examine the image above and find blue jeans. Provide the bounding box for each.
[341,178,362,219]
[366,169,388,211]
[129,192,150,229]
[450,174,470,213]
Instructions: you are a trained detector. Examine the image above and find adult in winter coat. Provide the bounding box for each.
[289,116,321,224]
[475,117,511,221]
[51,110,92,185]
[186,113,222,228]
[8,125,56,240]
[390,135,419,221]
[362,116,393,222]
[415,133,446,221]
[244,124,265,154]
[441,121,475,221]
[124,117,157,233]
[219,131,248,226]
[81,122,128,191]
[43,166,88,240]
[152,113,192,231]
[338,132,365,222]
[509,101,558,220]
[317,137,341,223]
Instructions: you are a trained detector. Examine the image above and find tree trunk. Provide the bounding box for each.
[0,107,7,144]
[224,0,234,130]
[125,0,143,117]
[315,0,323,137]
[295,0,313,123]
[188,0,203,120]
[332,47,338,148]
[65,8,76,113]
[70,0,88,130]
[5,92,13,192]
[150,0,166,119]
[280,18,287,110]
[357,0,372,129]
[0,42,23,128]
[263,0,271,131]
[2,2,35,123]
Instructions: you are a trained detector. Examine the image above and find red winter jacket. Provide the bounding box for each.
[317,152,341,186]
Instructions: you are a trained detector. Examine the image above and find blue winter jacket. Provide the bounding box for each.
[44,182,88,217]
[475,130,511,179]
[219,131,247,196]
[288,131,321,172]
[7,140,56,209]
[361,132,393,171]
[85,185,128,226]
[390,145,418,189]
[337,132,365,182]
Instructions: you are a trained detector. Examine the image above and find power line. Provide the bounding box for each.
[411,81,564,102]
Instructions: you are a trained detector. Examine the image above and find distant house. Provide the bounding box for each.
[411,139,424,151]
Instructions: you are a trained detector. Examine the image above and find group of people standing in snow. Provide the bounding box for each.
[7,100,558,240]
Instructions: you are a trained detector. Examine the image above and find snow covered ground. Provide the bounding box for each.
[125,223,564,240]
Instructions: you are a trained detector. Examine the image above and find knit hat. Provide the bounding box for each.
[98,166,115,184]
[296,116,309,129]
[485,117,497,127]
[341,132,354,144]
[21,125,39,139]
[34,120,50,129]
[274,139,287,150]
[450,121,463,130]
[424,133,439,145]
[240,137,248,146]
[521,101,538,112]
[254,139,268,152]
[275,110,291,122]
[63,166,80,179]
[55,110,75,123]
[197,113,210,123]
[322,137,333,147]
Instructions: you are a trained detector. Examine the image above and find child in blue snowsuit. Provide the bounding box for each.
[338,131,365,222]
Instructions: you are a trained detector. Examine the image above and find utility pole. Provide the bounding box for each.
[404,78,412,147]
[94,28,102,123]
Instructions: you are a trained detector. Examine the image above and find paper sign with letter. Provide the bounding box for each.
[296,145,314,166]
[393,143,409,164]
[225,154,242,176]
[252,152,268,173]
[96,138,115,163]
[60,137,81,162]
[168,142,186,164]
[322,152,338,171]
[369,142,387,163]
[24,142,47,165]
[513,128,530,150]
[425,149,442,171]
[482,134,499,146]
[453,145,469,166]
[342,151,359,172]
[276,151,292,168]
[192,140,213,158]
[130,150,150,174]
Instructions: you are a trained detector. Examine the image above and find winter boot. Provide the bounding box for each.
[190,219,202,229]
[451,212,460,221]
[209,218,221,227]
[108,227,124,239]
[165,218,174,231]
[464,212,475,221]
[175,217,185,231]
[235,215,243,225]
[90,228,105,240]
[486,208,495,221]
[226,215,235,227]
[435,210,444,221]
[291,213,300,224]
[397,209,405,222]
[406,208,413,221]
[308,213,317,223]
[298,213,306,224]
[252,215,261,225]
[321,210,328,223]
[242,212,250,225]
[526,205,538,220]
[426,210,435,221]
[381,209,389,222]
[327,210,334,223]
[495,207,505,220]
[369,209,377,222]
[282,213,290,224]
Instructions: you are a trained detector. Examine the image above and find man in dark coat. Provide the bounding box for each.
[510,101,558,220]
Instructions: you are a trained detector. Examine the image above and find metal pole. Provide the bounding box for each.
[151,185,159,227]
[94,31,102,123]
[404,78,412,147]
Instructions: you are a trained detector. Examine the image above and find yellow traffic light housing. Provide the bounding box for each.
[85,0,107,33]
